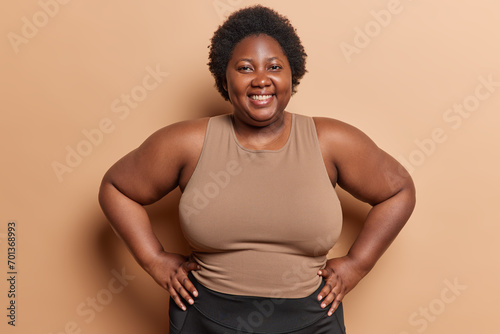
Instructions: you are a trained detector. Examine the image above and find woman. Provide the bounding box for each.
[99,5,416,333]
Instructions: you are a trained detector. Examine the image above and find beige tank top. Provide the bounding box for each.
[179,113,342,298]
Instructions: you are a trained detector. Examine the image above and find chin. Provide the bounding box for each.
[246,109,282,124]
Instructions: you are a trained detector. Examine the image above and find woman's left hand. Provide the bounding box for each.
[317,256,366,316]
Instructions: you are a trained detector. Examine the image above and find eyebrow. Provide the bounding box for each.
[236,57,282,63]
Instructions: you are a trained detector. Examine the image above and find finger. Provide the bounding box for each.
[179,262,200,297]
[328,299,341,316]
[319,276,343,307]
[173,278,195,305]
[180,276,199,298]
[317,270,337,301]
[317,268,332,278]
[317,282,333,301]
[183,261,201,272]
[167,284,187,311]
[327,291,345,316]
[320,287,338,308]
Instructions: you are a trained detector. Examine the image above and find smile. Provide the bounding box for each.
[249,94,274,101]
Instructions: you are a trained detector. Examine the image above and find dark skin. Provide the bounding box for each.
[99,34,416,316]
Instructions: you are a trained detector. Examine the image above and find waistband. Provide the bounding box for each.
[188,272,329,332]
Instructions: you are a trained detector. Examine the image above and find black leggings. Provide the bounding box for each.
[169,274,346,334]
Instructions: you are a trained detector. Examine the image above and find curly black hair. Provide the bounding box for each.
[208,5,307,101]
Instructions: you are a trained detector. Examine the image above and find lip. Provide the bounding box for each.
[248,93,275,106]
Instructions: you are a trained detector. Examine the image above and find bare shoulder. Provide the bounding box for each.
[103,117,210,204]
[144,117,210,145]
[137,116,211,187]
[313,116,412,205]
[313,116,374,142]
[142,117,209,153]
[312,116,379,162]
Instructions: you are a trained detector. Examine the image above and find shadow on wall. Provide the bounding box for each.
[97,190,185,333]
[94,89,369,332]
[95,90,232,332]
[333,187,370,257]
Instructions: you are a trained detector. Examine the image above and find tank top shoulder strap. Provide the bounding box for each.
[203,114,234,151]
[184,114,234,192]
[288,113,324,156]
[195,114,235,165]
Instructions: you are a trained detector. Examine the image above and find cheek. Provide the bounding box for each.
[277,75,293,95]
[275,70,292,87]
[227,76,249,96]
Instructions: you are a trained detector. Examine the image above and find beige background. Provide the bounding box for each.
[1,0,499,333]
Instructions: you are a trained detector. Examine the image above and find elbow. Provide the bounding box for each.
[397,177,416,220]
[97,172,115,210]
[405,176,417,212]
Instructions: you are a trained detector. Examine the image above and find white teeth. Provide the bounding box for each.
[250,94,273,100]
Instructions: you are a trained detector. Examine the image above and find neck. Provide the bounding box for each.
[231,112,291,150]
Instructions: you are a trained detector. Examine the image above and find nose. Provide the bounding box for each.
[251,69,271,88]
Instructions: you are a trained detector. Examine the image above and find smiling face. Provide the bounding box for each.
[224,34,292,127]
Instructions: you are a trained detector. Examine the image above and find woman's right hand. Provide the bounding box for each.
[146,252,201,311]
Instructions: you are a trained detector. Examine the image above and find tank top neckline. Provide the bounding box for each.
[228,113,296,153]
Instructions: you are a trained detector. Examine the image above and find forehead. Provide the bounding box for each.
[230,34,288,61]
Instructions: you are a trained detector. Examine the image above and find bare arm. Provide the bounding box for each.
[98,118,208,310]
[314,117,416,315]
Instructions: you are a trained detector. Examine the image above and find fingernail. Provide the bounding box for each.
[321,303,326,308]
[181,305,186,311]
[318,295,323,301]
[188,298,194,304]
[193,290,198,297]
[328,311,333,316]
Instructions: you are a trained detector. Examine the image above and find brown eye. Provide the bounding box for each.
[238,66,252,72]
